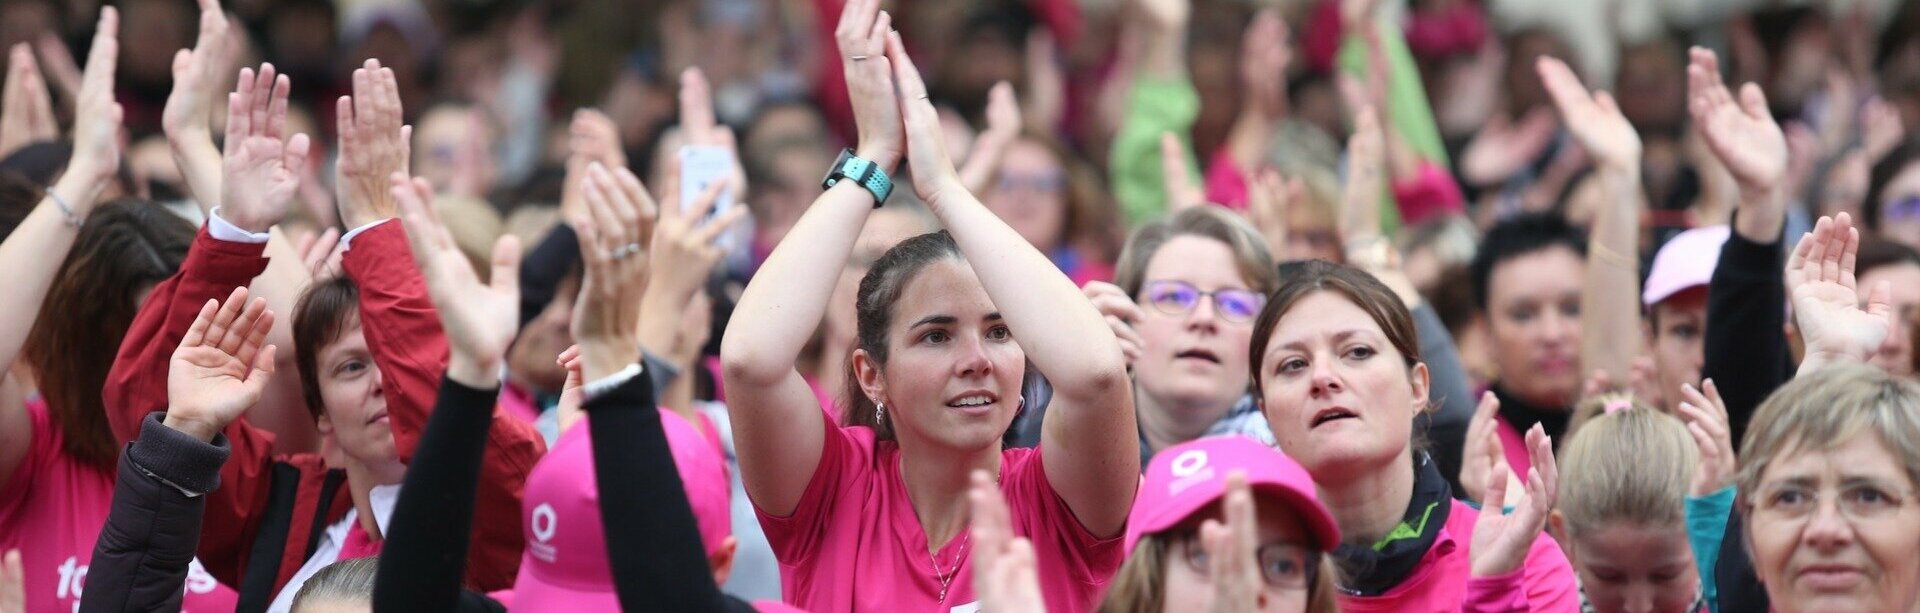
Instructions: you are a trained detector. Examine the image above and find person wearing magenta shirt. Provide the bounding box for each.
[719,1,1139,610]
[0,11,237,612]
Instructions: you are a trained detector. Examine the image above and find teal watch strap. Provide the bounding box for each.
[822,149,893,206]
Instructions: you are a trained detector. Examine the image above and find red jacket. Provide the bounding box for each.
[104,222,545,609]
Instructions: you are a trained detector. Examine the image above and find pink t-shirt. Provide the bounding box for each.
[755,413,1123,612]
[0,398,239,611]
[1336,499,1579,613]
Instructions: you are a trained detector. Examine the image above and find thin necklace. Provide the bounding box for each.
[930,531,970,602]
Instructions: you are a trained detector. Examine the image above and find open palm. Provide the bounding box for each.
[167,288,277,437]
[222,65,310,232]
[1788,213,1892,363]
[1537,56,1640,171]
[393,174,521,366]
[1469,424,1557,578]
[1688,48,1785,191]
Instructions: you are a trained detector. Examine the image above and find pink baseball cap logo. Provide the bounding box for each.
[1125,436,1341,555]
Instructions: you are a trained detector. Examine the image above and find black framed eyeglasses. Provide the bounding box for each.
[1142,280,1266,323]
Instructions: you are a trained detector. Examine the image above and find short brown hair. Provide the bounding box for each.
[25,199,193,470]
[1248,260,1421,400]
[293,276,362,422]
[1113,206,1279,299]
[1737,364,1920,513]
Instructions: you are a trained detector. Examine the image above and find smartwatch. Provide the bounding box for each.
[821,148,893,207]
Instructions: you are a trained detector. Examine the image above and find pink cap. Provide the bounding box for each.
[1643,226,1730,307]
[512,410,732,610]
[1126,436,1340,554]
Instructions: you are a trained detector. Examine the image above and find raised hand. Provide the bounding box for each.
[164,287,277,442]
[1239,9,1292,122]
[336,59,411,228]
[888,31,968,207]
[969,470,1047,613]
[392,173,521,388]
[1248,168,1305,260]
[0,44,58,159]
[677,68,748,199]
[1023,29,1065,134]
[1458,391,1507,504]
[59,7,124,207]
[1861,96,1906,165]
[570,162,658,382]
[1687,47,1785,195]
[1200,472,1263,613]
[1788,213,1893,373]
[838,0,904,173]
[552,345,587,433]
[1469,424,1558,578]
[161,0,234,208]
[959,81,1021,196]
[562,108,626,222]
[1081,281,1146,366]
[1159,132,1205,211]
[294,226,341,278]
[1460,108,1558,187]
[1137,0,1192,33]
[221,64,311,233]
[1341,106,1385,244]
[1537,56,1640,173]
[638,167,739,366]
[1676,379,1736,497]
[0,549,20,613]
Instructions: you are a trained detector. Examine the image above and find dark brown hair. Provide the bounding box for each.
[1248,260,1422,399]
[841,230,966,440]
[24,199,193,470]
[293,276,361,422]
[1112,206,1278,299]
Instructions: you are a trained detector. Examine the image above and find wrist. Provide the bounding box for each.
[852,146,899,175]
[445,353,498,389]
[578,338,641,382]
[161,411,223,443]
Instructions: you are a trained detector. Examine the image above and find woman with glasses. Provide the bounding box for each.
[1095,435,1340,612]
[980,132,1121,286]
[1736,363,1920,612]
[1068,206,1279,463]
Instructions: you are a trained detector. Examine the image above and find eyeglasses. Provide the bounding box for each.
[1176,532,1317,590]
[1884,195,1920,222]
[995,172,1067,194]
[1749,481,1916,524]
[1142,280,1266,323]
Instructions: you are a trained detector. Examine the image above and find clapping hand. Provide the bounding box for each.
[888,31,971,208]
[1248,168,1306,261]
[161,0,234,208]
[0,44,58,159]
[1080,282,1146,366]
[838,0,904,173]
[969,470,1047,613]
[959,81,1021,196]
[221,64,311,233]
[336,59,411,228]
[1537,56,1640,173]
[1676,379,1736,497]
[1200,472,1264,613]
[570,162,659,382]
[392,173,522,389]
[164,287,277,442]
[1468,424,1558,578]
[1788,213,1893,374]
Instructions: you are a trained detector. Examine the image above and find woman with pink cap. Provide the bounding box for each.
[719,1,1139,610]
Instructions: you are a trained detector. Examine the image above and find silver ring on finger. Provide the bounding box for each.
[610,242,642,260]
[850,55,870,61]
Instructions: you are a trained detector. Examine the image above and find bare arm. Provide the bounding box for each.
[720,0,903,517]
[1537,56,1644,385]
[890,34,1137,536]
[161,0,232,215]
[0,8,122,490]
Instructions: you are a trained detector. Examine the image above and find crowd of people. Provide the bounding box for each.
[1,0,1919,611]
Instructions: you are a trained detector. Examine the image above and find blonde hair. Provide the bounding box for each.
[291,556,378,611]
[1737,364,1920,512]
[1113,206,1280,299]
[1097,533,1338,613]
[1557,406,1697,537]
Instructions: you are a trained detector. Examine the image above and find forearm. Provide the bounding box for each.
[374,378,498,612]
[720,182,873,382]
[1732,187,1785,244]
[585,371,732,611]
[82,414,231,613]
[167,127,221,214]
[932,192,1127,394]
[1579,168,1644,381]
[0,197,81,372]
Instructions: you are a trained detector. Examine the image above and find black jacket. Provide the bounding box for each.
[79,413,231,613]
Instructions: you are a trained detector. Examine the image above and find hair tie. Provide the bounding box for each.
[1603,398,1634,414]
